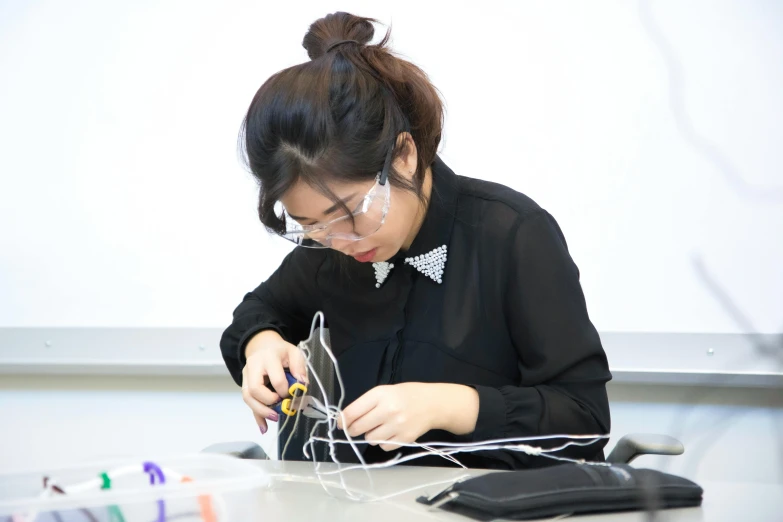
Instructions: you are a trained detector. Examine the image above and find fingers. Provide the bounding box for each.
[242,386,280,425]
[380,440,403,452]
[339,388,381,431]
[249,386,280,407]
[286,344,308,384]
[343,406,384,438]
[242,333,303,434]
[365,425,396,447]
[253,412,269,435]
[266,362,291,399]
[245,370,280,406]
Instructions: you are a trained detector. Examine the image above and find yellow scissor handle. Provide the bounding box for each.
[288,382,307,397]
[281,398,296,416]
[280,381,307,416]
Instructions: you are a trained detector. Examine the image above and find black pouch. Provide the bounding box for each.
[417,463,703,521]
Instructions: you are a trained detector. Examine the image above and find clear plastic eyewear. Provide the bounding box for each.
[277,148,394,249]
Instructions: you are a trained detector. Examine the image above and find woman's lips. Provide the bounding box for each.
[353,247,377,263]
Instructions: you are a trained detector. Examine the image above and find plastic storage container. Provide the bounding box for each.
[0,453,270,522]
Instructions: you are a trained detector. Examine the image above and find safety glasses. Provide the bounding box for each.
[277,146,394,249]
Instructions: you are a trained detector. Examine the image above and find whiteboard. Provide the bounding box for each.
[1,0,781,343]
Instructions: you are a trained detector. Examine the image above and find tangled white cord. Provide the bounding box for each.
[284,311,611,502]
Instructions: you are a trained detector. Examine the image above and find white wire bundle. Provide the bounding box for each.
[279,311,611,503]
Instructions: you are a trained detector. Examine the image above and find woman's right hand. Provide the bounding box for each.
[241,329,308,434]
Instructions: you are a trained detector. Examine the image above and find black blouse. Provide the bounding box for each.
[220,156,612,470]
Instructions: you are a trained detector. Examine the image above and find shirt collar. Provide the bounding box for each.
[392,155,459,261]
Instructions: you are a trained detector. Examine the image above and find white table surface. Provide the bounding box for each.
[253,461,783,521]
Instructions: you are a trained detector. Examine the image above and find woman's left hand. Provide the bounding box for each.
[338,382,479,452]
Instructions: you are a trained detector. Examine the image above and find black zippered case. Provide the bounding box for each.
[417,463,703,520]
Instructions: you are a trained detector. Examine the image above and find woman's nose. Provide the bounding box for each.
[329,238,353,253]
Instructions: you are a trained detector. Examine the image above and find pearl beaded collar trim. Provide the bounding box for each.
[372,245,448,288]
[373,261,394,288]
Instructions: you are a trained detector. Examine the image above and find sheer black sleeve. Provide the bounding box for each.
[470,210,612,464]
[219,247,327,386]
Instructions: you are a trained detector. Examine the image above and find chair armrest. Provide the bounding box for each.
[201,441,269,460]
[606,433,684,464]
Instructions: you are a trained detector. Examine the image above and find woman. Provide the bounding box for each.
[220,12,612,470]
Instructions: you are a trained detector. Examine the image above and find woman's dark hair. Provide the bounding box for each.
[240,12,444,234]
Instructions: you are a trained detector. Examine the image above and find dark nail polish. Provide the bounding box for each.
[268,412,279,422]
[259,425,267,435]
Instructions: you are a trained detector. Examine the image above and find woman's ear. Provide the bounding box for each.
[394,132,418,181]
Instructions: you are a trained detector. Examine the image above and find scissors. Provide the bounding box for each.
[270,371,329,420]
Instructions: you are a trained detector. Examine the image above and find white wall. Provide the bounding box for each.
[1,0,781,334]
[0,375,279,471]
[2,376,781,485]
[608,383,783,484]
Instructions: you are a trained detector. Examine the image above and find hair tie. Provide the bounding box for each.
[325,39,359,53]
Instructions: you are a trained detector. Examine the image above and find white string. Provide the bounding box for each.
[280,399,305,461]
[297,313,493,470]
[419,444,467,469]
[285,310,613,504]
[317,433,610,448]
[308,437,610,474]
[296,312,484,500]
[277,399,297,459]
[295,313,374,500]
[267,472,471,503]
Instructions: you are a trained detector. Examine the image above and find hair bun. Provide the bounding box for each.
[302,12,376,60]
